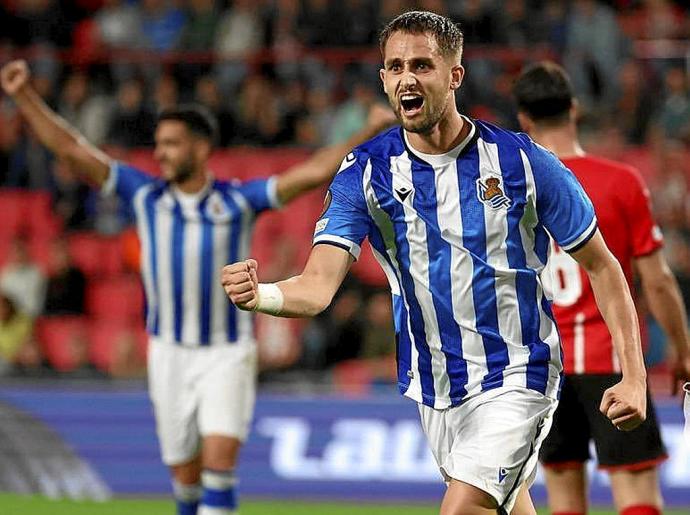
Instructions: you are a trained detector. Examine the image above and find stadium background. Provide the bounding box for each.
[0,0,689,512]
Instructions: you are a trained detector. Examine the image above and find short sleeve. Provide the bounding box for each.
[623,169,663,257]
[237,176,280,214]
[102,161,155,206]
[528,145,597,253]
[312,151,370,260]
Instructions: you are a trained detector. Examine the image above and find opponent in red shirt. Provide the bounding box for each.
[513,62,690,515]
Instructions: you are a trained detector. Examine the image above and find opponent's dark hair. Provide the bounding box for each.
[157,104,219,145]
[379,11,464,62]
[512,61,574,125]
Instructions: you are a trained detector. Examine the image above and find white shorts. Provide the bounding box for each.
[418,386,557,513]
[148,338,257,466]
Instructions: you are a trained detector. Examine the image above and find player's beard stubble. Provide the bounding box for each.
[164,155,196,184]
[389,93,449,135]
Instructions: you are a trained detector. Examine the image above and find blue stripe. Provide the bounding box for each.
[370,160,436,405]
[198,197,213,345]
[458,145,509,390]
[171,201,185,343]
[498,144,549,394]
[143,188,163,336]
[202,487,237,509]
[224,191,244,343]
[409,158,468,402]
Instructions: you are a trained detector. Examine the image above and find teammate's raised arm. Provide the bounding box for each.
[0,59,111,186]
[222,244,353,318]
[274,103,396,205]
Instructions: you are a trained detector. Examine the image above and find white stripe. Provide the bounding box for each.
[210,191,232,344]
[201,471,236,490]
[521,149,562,397]
[266,175,282,208]
[181,209,202,344]
[560,215,598,252]
[102,161,119,196]
[435,159,486,399]
[518,150,546,270]
[233,190,255,343]
[155,191,175,342]
[313,234,362,259]
[371,246,400,296]
[574,312,585,374]
[198,507,236,515]
[391,152,450,407]
[133,184,158,332]
[477,140,529,389]
[363,158,422,402]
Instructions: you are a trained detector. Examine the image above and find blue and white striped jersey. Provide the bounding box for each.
[104,162,280,346]
[314,119,597,409]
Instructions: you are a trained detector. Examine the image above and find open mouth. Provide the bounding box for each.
[400,94,424,116]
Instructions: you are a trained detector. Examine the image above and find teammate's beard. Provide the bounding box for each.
[171,157,196,184]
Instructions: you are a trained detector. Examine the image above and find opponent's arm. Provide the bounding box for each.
[635,250,690,393]
[0,60,111,186]
[222,244,353,318]
[275,104,395,205]
[570,230,647,430]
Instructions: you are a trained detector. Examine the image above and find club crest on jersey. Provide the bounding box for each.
[476,176,511,210]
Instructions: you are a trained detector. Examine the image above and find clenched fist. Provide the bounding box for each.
[222,259,259,311]
[599,378,647,431]
[1,60,30,96]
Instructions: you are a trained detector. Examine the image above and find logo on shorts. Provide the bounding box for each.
[498,467,508,484]
[477,176,511,210]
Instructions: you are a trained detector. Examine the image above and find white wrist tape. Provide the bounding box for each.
[255,283,284,315]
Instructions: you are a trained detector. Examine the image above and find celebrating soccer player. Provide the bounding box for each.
[0,59,395,515]
[513,61,690,515]
[223,11,649,515]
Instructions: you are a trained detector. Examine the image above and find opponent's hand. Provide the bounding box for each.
[599,378,647,431]
[366,102,397,131]
[670,346,690,396]
[221,259,259,311]
[1,60,30,97]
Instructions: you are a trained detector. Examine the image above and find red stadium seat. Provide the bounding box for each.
[88,320,147,373]
[86,275,144,322]
[0,189,28,237]
[67,231,124,277]
[35,316,89,372]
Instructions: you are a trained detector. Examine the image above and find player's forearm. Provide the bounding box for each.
[588,259,647,382]
[643,272,690,359]
[269,274,335,318]
[12,85,110,185]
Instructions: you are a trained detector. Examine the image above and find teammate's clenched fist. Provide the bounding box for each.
[1,60,30,96]
[222,259,259,311]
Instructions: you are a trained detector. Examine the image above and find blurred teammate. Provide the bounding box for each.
[0,59,394,515]
[513,61,690,515]
[223,12,649,515]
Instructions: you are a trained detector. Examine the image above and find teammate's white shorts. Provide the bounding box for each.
[418,386,557,513]
[148,338,258,466]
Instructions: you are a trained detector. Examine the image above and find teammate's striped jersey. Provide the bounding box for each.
[544,155,663,375]
[104,162,280,346]
[314,119,597,409]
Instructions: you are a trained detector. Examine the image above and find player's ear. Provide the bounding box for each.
[379,68,387,94]
[450,64,464,90]
[517,112,533,133]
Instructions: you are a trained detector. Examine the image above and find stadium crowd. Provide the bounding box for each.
[1,0,690,390]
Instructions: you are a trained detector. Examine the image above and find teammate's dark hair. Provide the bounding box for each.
[157,104,219,145]
[512,61,574,125]
[379,11,464,62]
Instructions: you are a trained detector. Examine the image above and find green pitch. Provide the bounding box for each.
[0,495,688,515]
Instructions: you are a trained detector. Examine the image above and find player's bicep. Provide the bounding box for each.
[302,244,354,295]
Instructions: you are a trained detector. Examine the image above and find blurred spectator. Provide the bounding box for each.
[151,73,179,114]
[610,60,656,145]
[94,0,144,50]
[234,74,289,145]
[140,0,186,52]
[214,0,265,93]
[0,293,35,375]
[543,0,569,54]
[43,238,86,316]
[180,0,219,51]
[106,79,156,148]
[57,70,113,146]
[339,0,377,46]
[194,75,235,146]
[492,0,546,47]
[360,291,395,360]
[9,0,71,48]
[451,0,496,44]
[563,0,628,108]
[304,87,335,146]
[0,236,47,318]
[298,0,342,46]
[653,66,690,144]
[328,83,376,144]
[52,159,91,229]
[622,0,688,41]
